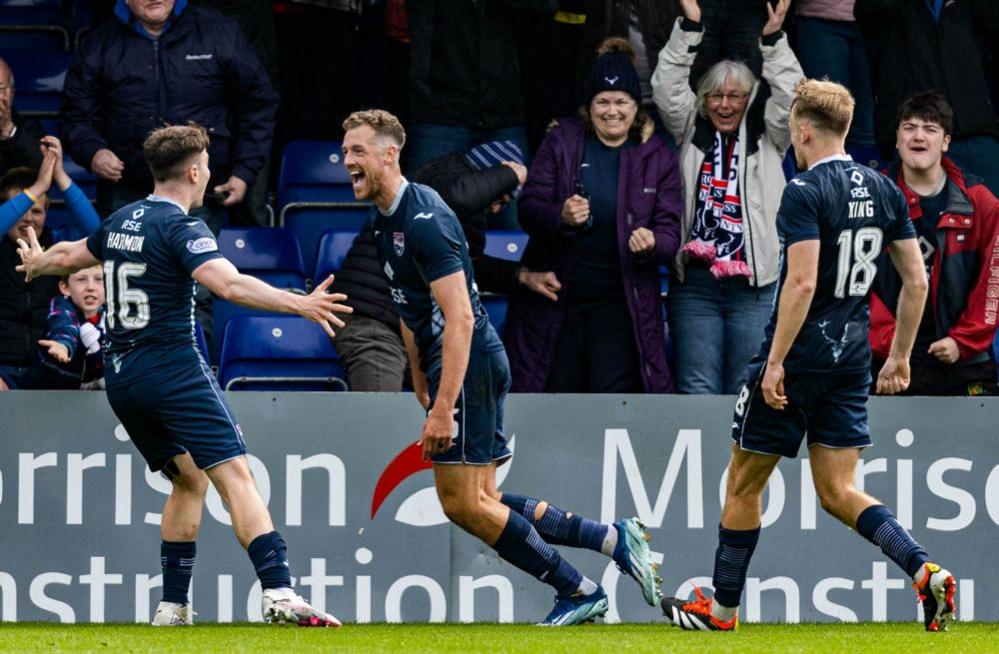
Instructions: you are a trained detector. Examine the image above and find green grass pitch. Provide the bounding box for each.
[0,623,995,653]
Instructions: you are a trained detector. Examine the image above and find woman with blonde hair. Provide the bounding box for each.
[651,0,803,394]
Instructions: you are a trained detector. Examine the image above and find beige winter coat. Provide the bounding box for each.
[651,18,804,286]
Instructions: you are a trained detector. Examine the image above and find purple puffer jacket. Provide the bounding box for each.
[503,117,682,393]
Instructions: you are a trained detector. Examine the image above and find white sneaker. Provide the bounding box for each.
[151,601,194,626]
[262,587,342,627]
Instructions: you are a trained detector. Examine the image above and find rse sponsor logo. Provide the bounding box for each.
[186,237,218,254]
[850,186,870,199]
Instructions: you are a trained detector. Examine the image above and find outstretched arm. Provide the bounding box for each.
[192,258,352,338]
[15,227,98,281]
[763,240,819,409]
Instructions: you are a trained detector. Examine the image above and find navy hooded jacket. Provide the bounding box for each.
[60,0,279,192]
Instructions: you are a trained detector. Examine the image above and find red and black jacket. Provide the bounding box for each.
[871,158,999,362]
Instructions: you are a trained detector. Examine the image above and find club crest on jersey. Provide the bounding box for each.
[393,232,405,256]
[186,237,218,254]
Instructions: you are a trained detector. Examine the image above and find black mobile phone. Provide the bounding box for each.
[574,179,593,230]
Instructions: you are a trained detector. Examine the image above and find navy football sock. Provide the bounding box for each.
[856,505,929,578]
[493,509,582,597]
[711,525,760,609]
[247,531,292,590]
[500,493,608,552]
[160,541,196,604]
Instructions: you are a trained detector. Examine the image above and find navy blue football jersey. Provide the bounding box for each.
[372,181,503,375]
[86,196,223,367]
[763,156,916,373]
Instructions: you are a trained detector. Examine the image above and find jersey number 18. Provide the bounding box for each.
[103,261,150,329]
[834,227,882,298]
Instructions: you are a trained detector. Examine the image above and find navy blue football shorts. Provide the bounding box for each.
[731,357,873,458]
[106,355,247,472]
[427,349,512,466]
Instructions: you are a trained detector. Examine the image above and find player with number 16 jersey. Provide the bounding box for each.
[15,124,352,627]
[88,196,222,378]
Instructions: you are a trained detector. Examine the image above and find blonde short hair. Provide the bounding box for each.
[342,109,406,149]
[791,79,855,137]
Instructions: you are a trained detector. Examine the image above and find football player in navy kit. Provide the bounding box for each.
[16,124,350,627]
[343,109,662,625]
[660,80,956,632]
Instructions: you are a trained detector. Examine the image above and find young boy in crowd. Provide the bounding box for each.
[40,265,107,389]
[0,264,106,390]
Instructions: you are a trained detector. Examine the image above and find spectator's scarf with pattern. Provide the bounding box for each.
[684,132,751,279]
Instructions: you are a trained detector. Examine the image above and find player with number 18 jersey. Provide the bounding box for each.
[733,155,916,457]
[661,80,954,635]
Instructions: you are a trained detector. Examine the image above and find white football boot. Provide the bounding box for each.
[150,601,194,626]
[262,587,342,627]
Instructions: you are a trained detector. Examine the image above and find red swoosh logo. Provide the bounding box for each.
[370,441,433,519]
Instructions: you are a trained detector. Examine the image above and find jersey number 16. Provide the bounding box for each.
[834,227,882,298]
[103,261,150,329]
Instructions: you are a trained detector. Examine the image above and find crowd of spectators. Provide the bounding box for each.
[1,0,997,397]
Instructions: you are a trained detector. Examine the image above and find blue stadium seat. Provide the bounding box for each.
[848,145,883,171]
[0,1,63,7]
[286,209,369,276]
[68,0,92,52]
[276,140,371,228]
[0,7,69,50]
[218,316,348,391]
[312,229,359,283]
[278,140,353,202]
[0,49,70,114]
[217,227,306,289]
[484,230,529,262]
[210,299,282,365]
[480,295,508,337]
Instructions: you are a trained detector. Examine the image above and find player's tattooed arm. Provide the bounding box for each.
[192,259,352,338]
[15,227,99,281]
[763,239,819,409]
[877,237,928,394]
[400,320,429,410]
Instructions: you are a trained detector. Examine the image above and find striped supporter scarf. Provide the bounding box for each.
[683,132,751,279]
